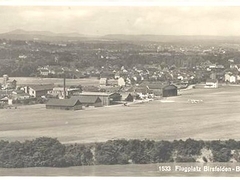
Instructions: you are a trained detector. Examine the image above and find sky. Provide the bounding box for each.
[0,4,240,36]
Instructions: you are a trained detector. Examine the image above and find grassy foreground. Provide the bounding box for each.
[1,86,240,144]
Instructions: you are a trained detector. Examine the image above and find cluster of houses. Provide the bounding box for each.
[224,72,240,84]
[3,59,240,110]
[37,60,240,89]
[0,74,180,110]
[45,84,178,110]
[37,65,90,78]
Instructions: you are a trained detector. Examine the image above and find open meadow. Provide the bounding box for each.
[0,85,240,144]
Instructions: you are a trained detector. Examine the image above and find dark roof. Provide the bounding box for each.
[101,86,121,93]
[147,83,166,90]
[109,92,122,97]
[12,90,25,94]
[46,98,81,107]
[80,92,110,96]
[29,84,54,91]
[71,96,101,104]
[163,84,178,90]
[140,81,167,90]
[7,79,17,83]
[82,86,100,92]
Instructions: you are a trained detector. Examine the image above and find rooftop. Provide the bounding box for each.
[71,96,101,104]
[29,84,54,91]
[163,84,178,90]
[81,92,111,96]
[206,79,218,83]
[46,98,81,107]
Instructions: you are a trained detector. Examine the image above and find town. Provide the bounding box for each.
[0,35,240,109]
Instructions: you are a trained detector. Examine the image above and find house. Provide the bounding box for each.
[162,84,178,97]
[237,75,240,83]
[141,81,167,96]
[78,92,110,106]
[11,90,31,101]
[100,77,126,87]
[100,86,121,93]
[205,79,218,88]
[25,84,54,98]
[230,75,237,83]
[78,92,121,106]
[0,96,13,106]
[2,75,17,90]
[39,69,50,76]
[129,85,150,95]
[48,86,81,99]
[48,66,64,76]
[224,73,231,82]
[109,92,122,102]
[107,79,118,86]
[3,79,17,90]
[0,96,9,103]
[46,98,82,110]
[118,77,126,87]
[123,93,140,102]
[125,93,134,102]
[71,96,102,107]
[99,78,107,86]
[114,71,120,79]
[69,71,89,79]
[82,86,100,92]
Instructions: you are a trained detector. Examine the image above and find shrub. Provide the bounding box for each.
[150,141,173,163]
[173,139,204,156]
[175,156,196,162]
[212,148,231,162]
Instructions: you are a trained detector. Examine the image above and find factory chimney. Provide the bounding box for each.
[63,74,66,99]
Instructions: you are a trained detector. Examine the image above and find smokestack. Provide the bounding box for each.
[63,74,66,99]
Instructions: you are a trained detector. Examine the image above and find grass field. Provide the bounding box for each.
[0,163,238,176]
[1,85,240,144]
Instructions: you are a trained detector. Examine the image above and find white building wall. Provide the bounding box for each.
[118,77,126,87]
[230,76,237,83]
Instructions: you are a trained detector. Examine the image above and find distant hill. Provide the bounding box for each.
[102,34,240,43]
[0,29,94,41]
[1,29,240,43]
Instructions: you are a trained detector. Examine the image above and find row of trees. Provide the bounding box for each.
[0,137,240,168]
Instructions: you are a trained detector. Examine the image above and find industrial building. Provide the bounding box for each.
[46,98,82,110]
[162,85,178,97]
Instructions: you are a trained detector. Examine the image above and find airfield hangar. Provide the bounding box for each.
[162,84,178,97]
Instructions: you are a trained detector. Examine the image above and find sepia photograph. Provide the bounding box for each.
[1,0,240,177]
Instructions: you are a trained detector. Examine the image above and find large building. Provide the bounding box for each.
[46,98,82,110]
[77,92,122,106]
[2,75,17,90]
[48,87,81,99]
[71,96,103,107]
[162,85,178,97]
[24,84,54,98]
[205,79,218,88]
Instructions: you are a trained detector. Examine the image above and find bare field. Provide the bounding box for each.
[0,77,99,86]
[1,86,240,143]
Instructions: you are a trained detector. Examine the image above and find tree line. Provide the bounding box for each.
[0,137,240,168]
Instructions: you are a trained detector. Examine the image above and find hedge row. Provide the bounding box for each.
[0,137,240,168]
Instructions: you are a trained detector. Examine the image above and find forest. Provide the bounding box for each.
[0,137,240,168]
